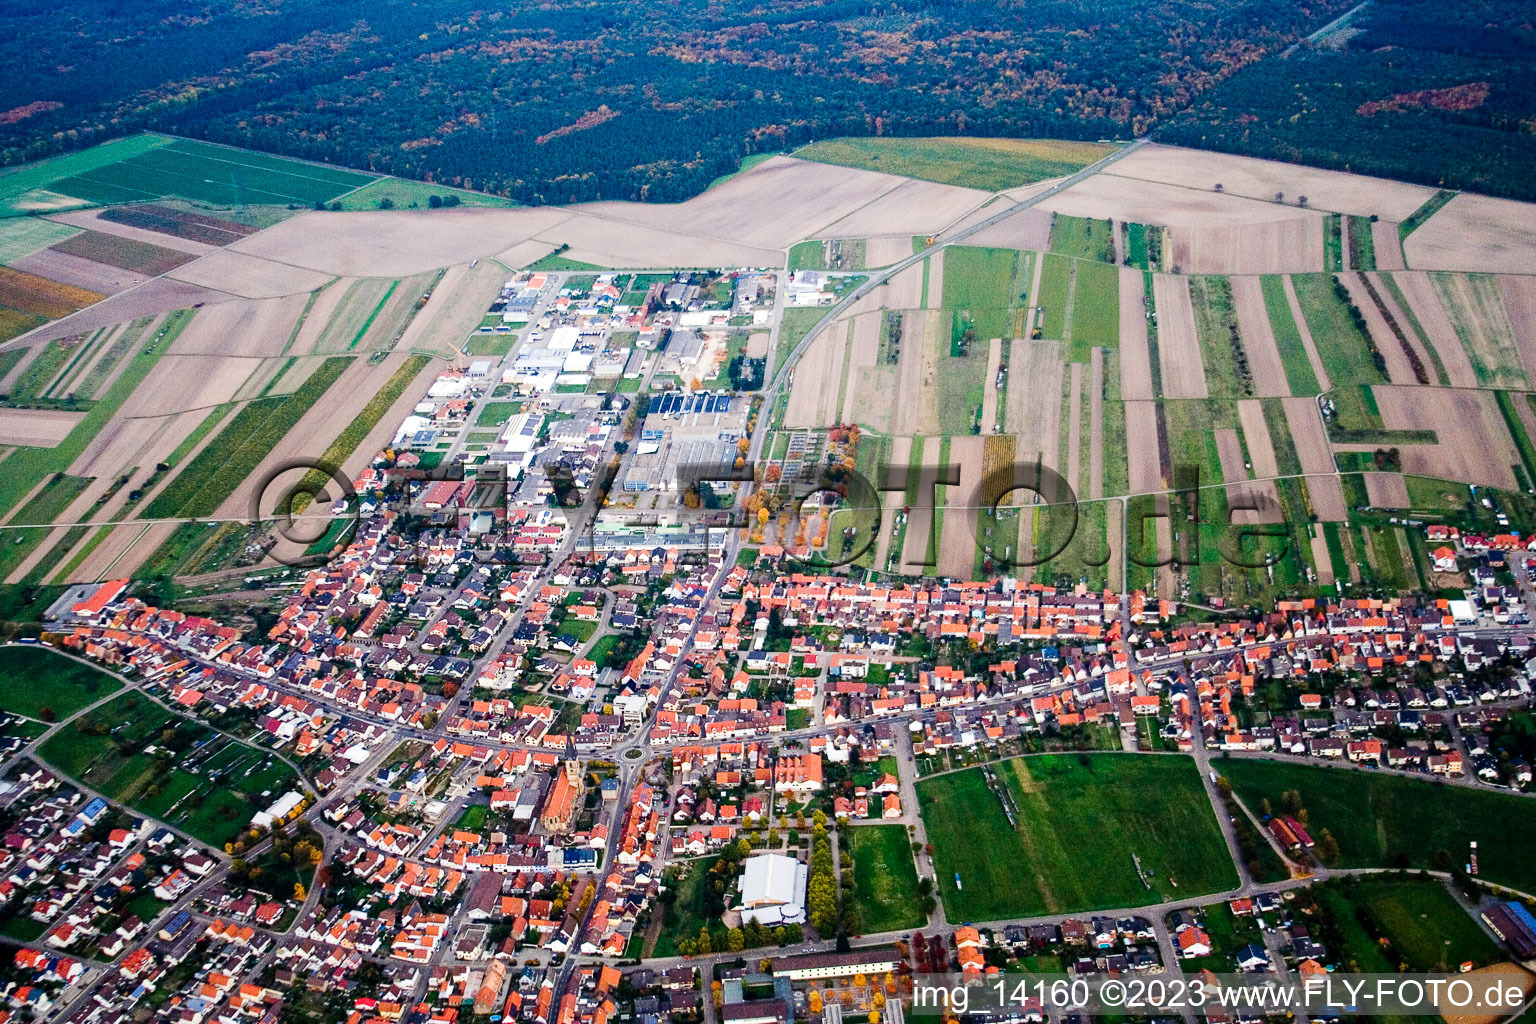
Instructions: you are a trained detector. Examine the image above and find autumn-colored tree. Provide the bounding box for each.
[294,882,307,900]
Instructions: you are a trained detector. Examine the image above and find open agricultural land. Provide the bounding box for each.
[917,754,1237,921]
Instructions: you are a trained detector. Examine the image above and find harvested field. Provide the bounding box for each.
[864,236,913,268]
[1044,173,1317,230]
[1338,273,1425,385]
[1403,193,1536,273]
[1495,275,1536,386]
[1237,400,1280,478]
[1065,363,1084,494]
[1110,145,1437,220]
[849,264,928,317]
[1363,472,1411,507]
[1165,218,1323,275]
[1118,268,1154,400]
[960,207,1053,251]
[784,319,847,429]
[14,278,236,346]
[167,249,333,299]
[534,212,781,270]
[938,435,987,578]
[168,295,309,358]
[46,208,218,256]
[872,436,912,570]
[1150,274,1207,399]
[901,447,941,573]
[0,267,104,318]
[1007,340,1065,479]
[925,249,944,309]
[1390,272,1478,388]
[840,312,885,427]
[0,408,84,447]
[232,206,571,276]
[1431,273,1527,389]
[890,310,942,435]
[584,156,910,250]
[1370,386,1521,488]
[817,178,991,240]
[73,521,167,582]
[396,261,505,356]
[980,338,1002,434]
[119,354,263,418]
[10,248,147,294]
[99,204,256,246]
[1215,428,1281,524]
[50,230,194,276]
[1230,276,1290,397]
[1372,220,1406,271]
[1281,396,1347,521]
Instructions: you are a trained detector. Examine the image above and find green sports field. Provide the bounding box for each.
[918,753,1237,921]
[1220,757,1536,893]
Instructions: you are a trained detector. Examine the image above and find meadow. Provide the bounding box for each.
[918,753,1237,921]
[0,646,121,720]
[847,824,925,933]
[794,137,1117,192]
[1220,757,1536,893]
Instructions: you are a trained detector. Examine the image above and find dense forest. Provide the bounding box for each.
[1165,0,1536,200]
[2,0,1531,203]
[0,0,1354,205]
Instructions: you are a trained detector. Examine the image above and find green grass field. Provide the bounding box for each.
[0,218,81,263]
[943,246,1019,342]
[1037,253,1072,340]
[848,824,925,933]
[1351,877,1501,970]
[793,137,1116,192]
[0,646,121,720]
[1291,274,1384,386]
[0,135,172,217]
[918,753,1237,921]
[0,473,93,580]
[1050,215,1114,262]
[1065,259,1119,362]
[47,136,377,208]
[333,177,513,211]
[1220,758,1536,892]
